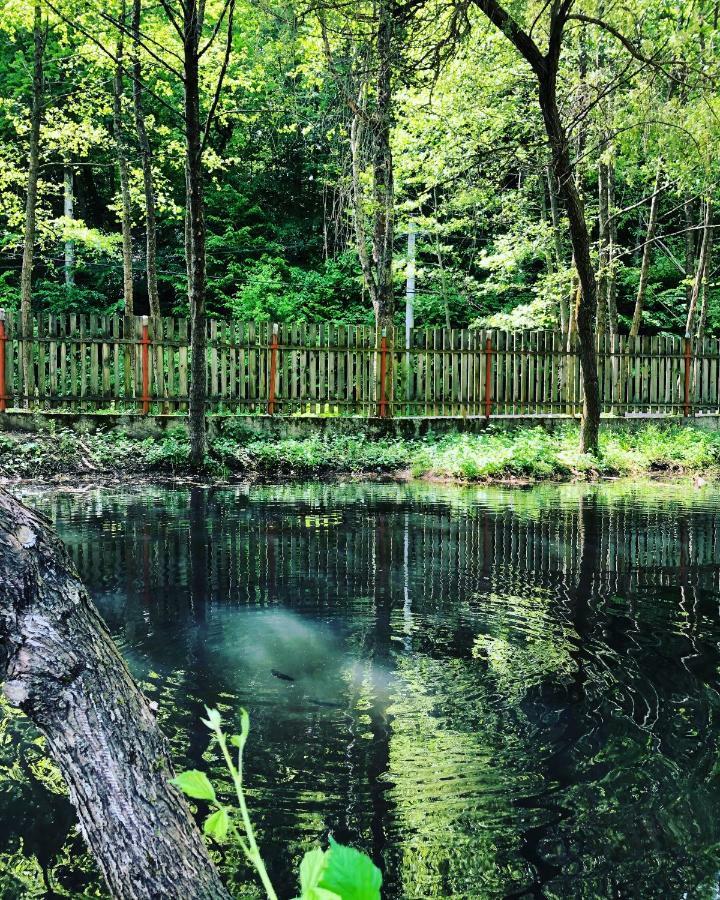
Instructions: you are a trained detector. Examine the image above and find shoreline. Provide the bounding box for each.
[1,422,719,487]
[1,466,714,491]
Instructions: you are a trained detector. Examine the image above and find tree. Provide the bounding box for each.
[0,488,232,899]
[131,0,160,325]
[629,159,663,338]
[171,0,236,464]
[112,0,134,318]
[19,0,45,406]
[318,0,403,334]
[471,0,601,452]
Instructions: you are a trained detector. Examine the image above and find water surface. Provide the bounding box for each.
[2,480,720,898]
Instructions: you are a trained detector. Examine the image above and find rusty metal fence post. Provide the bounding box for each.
[377,334,389,418]
[140,315,150,414]
[684,335,692,417]
[484,335,493,419]
[267,325,279,415]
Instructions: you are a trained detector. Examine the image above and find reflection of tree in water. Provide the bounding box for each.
[5,482,720,897]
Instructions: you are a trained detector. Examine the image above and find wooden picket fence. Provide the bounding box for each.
[0,309,717,417]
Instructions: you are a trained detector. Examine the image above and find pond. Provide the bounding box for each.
[2,480,720,898]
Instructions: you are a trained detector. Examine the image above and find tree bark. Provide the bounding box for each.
[0,489,231,900]
[112,1,134,318]
[184,4,208,466]
[20,0,44,407]
[629,160,662,338]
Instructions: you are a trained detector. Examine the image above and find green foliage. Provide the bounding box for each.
[2,0,719,333]
[172,708,381,900]
[2,422,720,483]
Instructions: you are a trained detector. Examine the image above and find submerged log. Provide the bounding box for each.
[0,488,231,900]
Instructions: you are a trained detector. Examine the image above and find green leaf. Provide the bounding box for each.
[171,770,216,802]
[203,808,230,843]
[317,839,381,900]
[201,706,222,730]
[230,708,250,751]
[300,848,328,893]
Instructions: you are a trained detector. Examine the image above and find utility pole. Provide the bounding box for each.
[405,222,416,405]
[405,221,415,350]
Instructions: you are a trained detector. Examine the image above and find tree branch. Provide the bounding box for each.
[472,0,546,75]
[200,0,235,154]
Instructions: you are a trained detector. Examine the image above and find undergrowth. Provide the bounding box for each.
[0,421,719,482]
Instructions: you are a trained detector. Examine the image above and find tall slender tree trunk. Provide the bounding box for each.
[0,489,231,900]
[132,0,159,321]
[685,198,696,306]
[371,0,395,334]
[132,0,167,409]
[605,156,618,337]
[546,165,565,273]
[184,7,208,466]
[686,200,713,338]
[539,76,600,453]
[112,1,134,318]
[20,0,44,408]
[629,160,662,338]
[597,157,609,339]
[63,166,75,289]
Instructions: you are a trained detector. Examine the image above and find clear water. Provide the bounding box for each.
[2,480,720,898]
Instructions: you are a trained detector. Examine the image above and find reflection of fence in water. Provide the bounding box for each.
[35,491,720,615]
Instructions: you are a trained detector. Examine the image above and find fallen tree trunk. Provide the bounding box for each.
[0,488,231,900]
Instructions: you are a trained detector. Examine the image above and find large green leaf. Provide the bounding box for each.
[170,770,216,802]
[316,839,382,900]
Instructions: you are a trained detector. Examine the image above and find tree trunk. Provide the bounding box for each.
[546,164,564,271]
[538,76,600,453]
[371,0,395,333]
[63,166,75,289]
[597,157,609,339]
[112,2,134,318]
[629,160,662,338]
[605,156,618,337]
[685,198,696,306]
[132,0,167,410]
[20,0,43,407]
[132,0,160,322]
[686,200,713,338]
[184,8,208,466]
[0,489,231,900]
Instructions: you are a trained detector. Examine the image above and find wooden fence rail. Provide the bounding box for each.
[0,309,717,418]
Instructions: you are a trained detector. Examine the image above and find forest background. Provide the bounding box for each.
[1,0,718,340]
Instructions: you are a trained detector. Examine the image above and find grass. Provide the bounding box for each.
[0,421,719,482]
